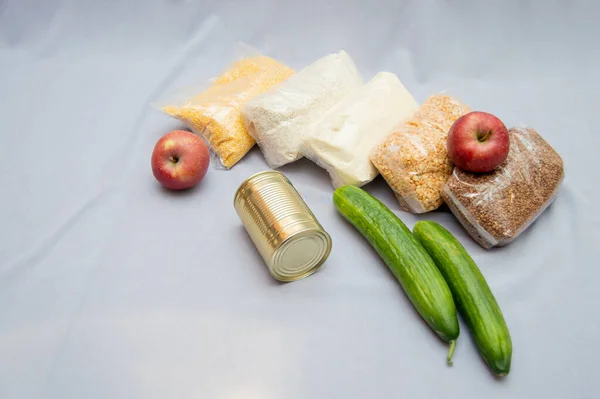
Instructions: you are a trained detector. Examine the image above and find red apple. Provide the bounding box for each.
[151,130,210,190]
[447,111,510,173]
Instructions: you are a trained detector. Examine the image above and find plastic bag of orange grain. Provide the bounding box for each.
[370,94,471,213]
[160,52,295,169]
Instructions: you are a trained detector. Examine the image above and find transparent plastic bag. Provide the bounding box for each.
[300,71,420,188]
[441,127,564,249]
[158,46,295,169]
[370,94,471,213]
[241,50,364,169]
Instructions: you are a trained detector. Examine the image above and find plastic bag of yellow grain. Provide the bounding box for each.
[160,55,295,169]
[370,94,471,213]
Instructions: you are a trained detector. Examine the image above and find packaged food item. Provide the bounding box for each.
[441,127,564,249]
[160,55,295,169]
[370,94,471,213]
[300,71,420,188]
[234,170,332,282]
[241,50,364,168]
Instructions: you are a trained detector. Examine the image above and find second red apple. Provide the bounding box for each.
[447,111,510,173]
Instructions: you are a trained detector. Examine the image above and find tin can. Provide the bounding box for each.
[234,170,332,282]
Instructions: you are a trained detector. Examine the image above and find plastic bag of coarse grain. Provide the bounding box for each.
[441,126,564,249]
[159,50,295,169]
[300,71,420,188]
[241,50,364,169]
[370,94,471,213]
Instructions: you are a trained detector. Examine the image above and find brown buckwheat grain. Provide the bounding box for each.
[441,127,564,249]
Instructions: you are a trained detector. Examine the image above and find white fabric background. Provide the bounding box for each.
[1,1,599,398]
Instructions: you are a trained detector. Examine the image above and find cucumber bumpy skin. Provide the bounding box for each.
[333,186,459,363]
[413,220,513,376]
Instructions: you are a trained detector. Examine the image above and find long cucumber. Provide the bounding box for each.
[333,186,459,362]
[413,220,512,376]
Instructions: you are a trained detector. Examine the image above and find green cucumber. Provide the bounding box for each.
[333,186,459,362]
[413,221,512,376]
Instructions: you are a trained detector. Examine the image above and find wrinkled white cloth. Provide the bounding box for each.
[0,1,597,398]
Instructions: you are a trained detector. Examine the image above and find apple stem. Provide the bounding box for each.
[169,156,178,163]
[477,130,492,142]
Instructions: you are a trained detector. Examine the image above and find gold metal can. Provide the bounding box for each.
[234,170,332,282]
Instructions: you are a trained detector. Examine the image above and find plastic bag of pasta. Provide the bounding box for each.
[370,94,471,213]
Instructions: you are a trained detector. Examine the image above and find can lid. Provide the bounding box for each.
[270,229,332,282]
